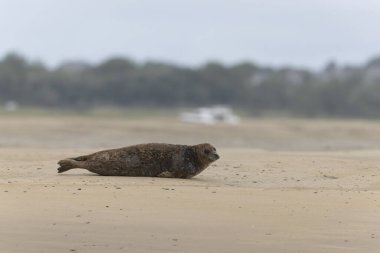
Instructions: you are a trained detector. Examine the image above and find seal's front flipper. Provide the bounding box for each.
[57,159,81,173]
[157,171,174,178]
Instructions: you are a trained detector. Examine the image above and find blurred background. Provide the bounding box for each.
[2,0,380,150]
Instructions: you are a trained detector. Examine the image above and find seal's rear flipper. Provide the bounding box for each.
[57,159,80,173]
[71,155,89,162]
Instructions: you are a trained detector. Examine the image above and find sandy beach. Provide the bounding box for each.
[1,115,380,253]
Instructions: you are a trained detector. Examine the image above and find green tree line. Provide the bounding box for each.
[1,52,380,117]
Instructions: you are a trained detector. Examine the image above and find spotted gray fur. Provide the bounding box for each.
[57,143,219,179]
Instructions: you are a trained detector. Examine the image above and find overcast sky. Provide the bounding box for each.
[1,0,380,69]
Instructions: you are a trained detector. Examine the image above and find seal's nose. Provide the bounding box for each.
[214,154,220,160]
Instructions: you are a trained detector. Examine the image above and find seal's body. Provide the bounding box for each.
[57,143,219,178]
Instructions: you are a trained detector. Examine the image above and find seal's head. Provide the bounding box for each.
[195,143,220,164]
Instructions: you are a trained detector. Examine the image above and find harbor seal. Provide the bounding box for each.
[57,143,219,178]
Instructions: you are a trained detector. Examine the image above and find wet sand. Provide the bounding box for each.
[1,115,380,252]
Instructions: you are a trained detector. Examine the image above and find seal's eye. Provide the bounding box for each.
[204,149,210,155]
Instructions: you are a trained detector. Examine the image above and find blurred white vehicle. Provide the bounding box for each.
[180,106,240,125]
[4,100,19,112]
